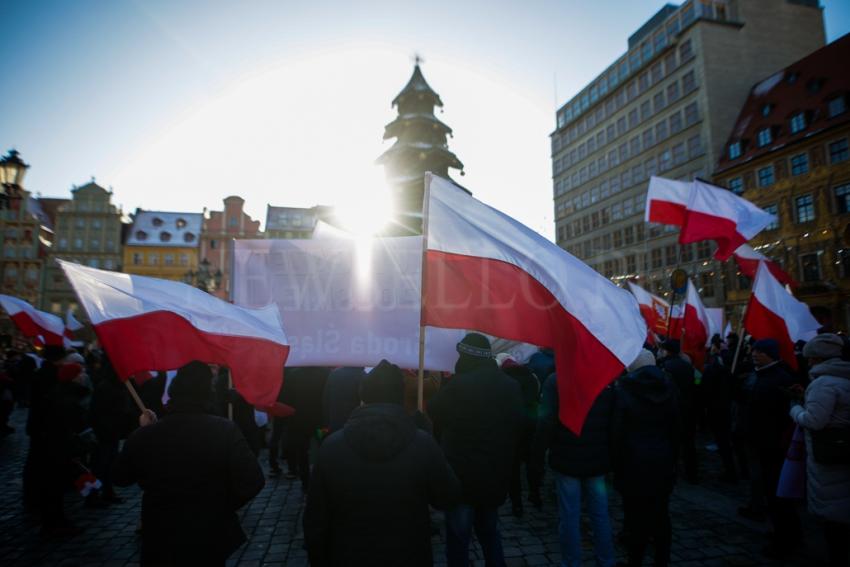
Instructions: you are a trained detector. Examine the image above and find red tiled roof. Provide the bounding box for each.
[715,33,850,174]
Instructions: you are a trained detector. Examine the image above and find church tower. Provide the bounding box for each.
[377,61,464,234]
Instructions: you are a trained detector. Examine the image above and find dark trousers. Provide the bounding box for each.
[707,407,736,477]
[92,439,119,495]
[758,447,800,546]
[823,520,850,567]
[29,439,66,529]
[268,417,288,469]
[445,504,505,567]
[509,423,537,507]
[286,432,311,487]
[622,487,672,567]
[680,412,698,481]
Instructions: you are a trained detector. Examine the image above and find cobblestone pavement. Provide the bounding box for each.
[0,408,830,566]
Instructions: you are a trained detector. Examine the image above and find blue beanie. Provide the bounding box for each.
[752,338,780,361]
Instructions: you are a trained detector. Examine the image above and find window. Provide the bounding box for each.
[659,149,672,172]
[757,165,775,187]
[655,120,668,141]
[672,142,686,165]
[829,138,848,164]
[175,218,187,229]
[665,245,677,266]
[670,112,682,134]
[789,112,806,134]
[682,70,696,93]
[642,128,654,149]
[667,82,680,104]
[617,117,626,136]
[687,135,702,158]
[149,253,159,266]
[728,142,742,160]
[757,128,772,147]
[90,239,99,250]
[132,253,142,265]
[700,272,715,298]
[645,156,657,178]
[87,258,99,268]
[624,226,635,245]
[92,219,102,229]
[630,136,641,156]
[75,218,85,229]
[800,253,821,282]
[828,96,847,118]
[679,39,693,61]
[664,52,677,75]
[761,103,773,117]
[628,109,638,129]
[835,183,850,213]
[651,249,662,269]
[697,241,712,259]
[104,259,114,270]
[639,72,649,93]
[160,231,172,242]
[58,238,68,250]
[606,124,616,142]
[180,254,189,266]
[164,254,174,266]
[626,254,637,273]
[764,204,779,230]
[795,194,815,223]
[619,143,628,162]
[791,153,809,176]
[152,217,164,227]
[684,102,699,126]
[640,101,651,121]
[651,62,662,84]
[681,243,693,262]
[728,177,743,195]
[74,238,83,250]
[609,149,619,167]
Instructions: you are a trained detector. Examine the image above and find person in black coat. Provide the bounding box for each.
[322,366,366,434]
[428,333,524,567]
[281,367,330,489]
[303,360,461,567]
[658,339,698,483]
[613,349,680,567]
[113,361,265,567]
[534,373,616,567]
[702,342,737,482]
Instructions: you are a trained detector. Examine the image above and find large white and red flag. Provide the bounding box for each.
[627,281,670,336]
[58,260,290,407]
[645,176,691,226]
[679,180,776,261]
[733,243,795,288]
[0,295,65,346]
[681,280,711,370]
[64,308,85,348]
[743,262,820,369]
[422,175,646,433]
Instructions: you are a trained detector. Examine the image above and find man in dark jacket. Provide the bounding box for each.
[322,366,365,434]
[281,367,330,489]
[303,360,461,566]
[534,372,616,567]
[658,339,698,483]
[613,349,680,567]
[113,361,265,566]
[702,343,737,482]
[428,333,524,567]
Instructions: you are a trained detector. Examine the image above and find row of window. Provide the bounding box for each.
[54,257,116,271]
[750,183,850,232]
[2,265,39,281]
[565,240,715,278]
[62,217,116,230]
[131,252,191,267]
[57,238,117,252]
[2,245,35,259]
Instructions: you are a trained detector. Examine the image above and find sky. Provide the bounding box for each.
[3,0,849,238]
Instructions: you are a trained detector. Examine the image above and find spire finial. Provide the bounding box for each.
[413,53,424,67]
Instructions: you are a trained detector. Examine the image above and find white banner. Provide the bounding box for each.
[232,237,466,370]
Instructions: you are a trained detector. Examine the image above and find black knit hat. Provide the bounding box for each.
[752,338,780,361]
[456,333,492,359]
[360,359,404,405]
[661,339,680,355]
[168,361,213,403]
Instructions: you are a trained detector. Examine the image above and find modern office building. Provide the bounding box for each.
[551,0,824,306]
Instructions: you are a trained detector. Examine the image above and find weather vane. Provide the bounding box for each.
[413,53,424,66]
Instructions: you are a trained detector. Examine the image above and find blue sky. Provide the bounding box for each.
[2,0,848,236]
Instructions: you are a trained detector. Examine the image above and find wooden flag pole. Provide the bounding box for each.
[417,173,433,413]
[730,305,748,375]
[227,372,234,420]
[125,380,147,413]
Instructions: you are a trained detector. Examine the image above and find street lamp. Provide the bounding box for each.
[0,149,28,210]
[183,258,223,293]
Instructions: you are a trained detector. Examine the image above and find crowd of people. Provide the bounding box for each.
[0,326,848,567]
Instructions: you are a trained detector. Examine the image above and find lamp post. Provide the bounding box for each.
[183,257,222,293]
[0,149,28,210]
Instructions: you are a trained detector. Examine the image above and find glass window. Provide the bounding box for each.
[795,194,815,223]
[728,177,743,195]
[684,101,699,126]
[92,219,102,229]
[670,111,683,134]
[687,135,702,158]
[651,62,662,84]
[640,101,651,121]
[659,149,672,171]
[667,82,680,104]
[606,124,616,142]
[679,39,693,61]
[757,128,772,147]
[630,136,641,156]
[790,112,806,134]
[149,253,159,266]
[682,70,696,92]
[764,204,779,230]
[651,248,662,269]
[835,183,850,214]
[828,96,847,118]
[132,253,142,265]
[672,142,686,165]
[653,91,665,114]
[164,254,174,266]
[700,272,715,298]
[757,165,775,187]
[664,52,677,75]
[642,128,654,149]
[74,238,83,250]
[628,109,638,129]
[639,72,649,93]
[665,245,677,266]
[800,253,821,282]
[791,153,809,176]
[645,157,657,178]
[829,138,848,164]
[655,120,668,141]
[728,142,742,160]
[697,241,712,259]
[617,116,626,135]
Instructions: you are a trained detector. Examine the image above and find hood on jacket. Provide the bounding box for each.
[810,358,850,381]
[343,403,416,463]
[621,365,674,404]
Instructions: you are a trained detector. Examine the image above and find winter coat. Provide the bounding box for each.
[45,380,92,462]
[740,361,798,450]
[790,359,850,523]
[658,354,695,410]
[113,401,265,565]
[90,377,135,443]
[26,362,57,437]
[613,365,679,495]
[503,364,541,423]
[535,374,614,478]
[322,367,365,433]
[428,360,524,506]
[282,367,330,438]
[303,403,461,567]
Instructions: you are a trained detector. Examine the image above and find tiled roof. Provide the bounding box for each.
[126,210,202,247]
[716,33,850,173]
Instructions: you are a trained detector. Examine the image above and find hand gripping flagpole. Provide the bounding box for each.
[417,172,433,413]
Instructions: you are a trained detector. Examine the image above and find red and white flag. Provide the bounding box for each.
[627,281,670,336]
[58,260,290,407]
[682,280,711,370]
[422,175,646,433]
[733,243,795,288]
[743,262,820,368]
[679,180,776,261]
[64,308,85,348]
[645,176,691,226]
[0,295,65,346]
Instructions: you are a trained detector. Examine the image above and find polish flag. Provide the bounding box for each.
[64,308,85,348]
[668,303,684,339]
[733,244,795,288]
[743,262,820,369]
[627,281,670,335]
[645,176,691,226]
[682,280,711,370]
[58,260,290,407]
[422,175,646,434]
[0,295,65,346]
[679,180,777,261]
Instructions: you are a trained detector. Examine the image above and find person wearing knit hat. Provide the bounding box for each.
[752,339,781,364]
[429,334,524,566]
[113,360,265,565]
[628,349,656,372]
[657,337,698,483]
[790,333,850,565]
[303,359,460,566]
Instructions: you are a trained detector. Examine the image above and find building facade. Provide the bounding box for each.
[123,210,202,281]
[551,0,825,305]
[41,181,123,314]
[199,196,262,299]
[264,205,330,239]
[715,34,850,329]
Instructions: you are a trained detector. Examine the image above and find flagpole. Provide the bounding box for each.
[730,305,747,375]
[417,172,433,413]
[124,380,147,413]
